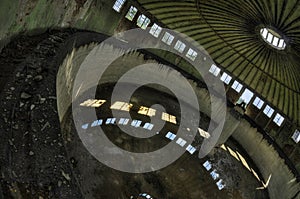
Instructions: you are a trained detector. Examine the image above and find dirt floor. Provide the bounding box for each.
[60,83,269,199]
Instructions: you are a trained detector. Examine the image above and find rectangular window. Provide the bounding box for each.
[149,23,162,38]
[210,169,219,180]
[220,72,232,85]
[273,113,284,126]
[174,40,186,53]
[131,120,142,127]
[176,138,187,147]
[263,105,274,118]
[118,118,129,125]
[125,6,137,21]
[143,123,154,130]
[209,64,221,76]
[231,80,243,93]
[203,160,212,171]
[186,48,198,61]
[105,118,116,124]
[165,132,176,140]
[216,179,226,190]
[112,0,126,12]
[186,145,196,154]
[137,14,151,29]
[91,119,103,127]
[161,32,174,45]
[253,97,264,109]
[292,129,300,143]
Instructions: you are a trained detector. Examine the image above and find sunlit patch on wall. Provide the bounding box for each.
[138,106,156,117]
[80,99,106,107]
[110,101,133,111]
[198,128,211,139]
[161,112,177,124]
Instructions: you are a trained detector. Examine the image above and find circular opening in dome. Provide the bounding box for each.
[260,28,286,50]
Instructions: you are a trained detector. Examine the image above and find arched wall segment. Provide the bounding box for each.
[232,120,300,199]
[0,29,297,198]
[0,0,298,195]
[56,36,299,199]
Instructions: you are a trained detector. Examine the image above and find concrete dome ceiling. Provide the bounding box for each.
[137,0,300,125]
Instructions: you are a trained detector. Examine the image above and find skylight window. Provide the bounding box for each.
[273,113,284,126]
[292,129,300,143]
[272,37,279,46]
[149,23,162,38]
[260,28,286,50]
[231,80,243,93]
[161,32,174,45]
[186,48,198,61]
[263,105,274,118]
[137,14,151,29]
[261,28,268,38]
[112,0,126,12]
[220,72,232,85]
[278,39,285,48]
[253,97,264,109]
[174,40,186,53]
[267,33,273,43]
[209,64,221,76]
[125,6,137,21]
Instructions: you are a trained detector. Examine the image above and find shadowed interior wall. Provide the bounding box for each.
[56,41,300,199]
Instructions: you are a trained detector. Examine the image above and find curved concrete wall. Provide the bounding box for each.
[56,42,300,199]
[232,120,300,199]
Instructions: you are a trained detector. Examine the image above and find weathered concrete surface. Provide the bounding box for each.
[56,41,299,199]
[0,0,121,51]
[232,120,300,199]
